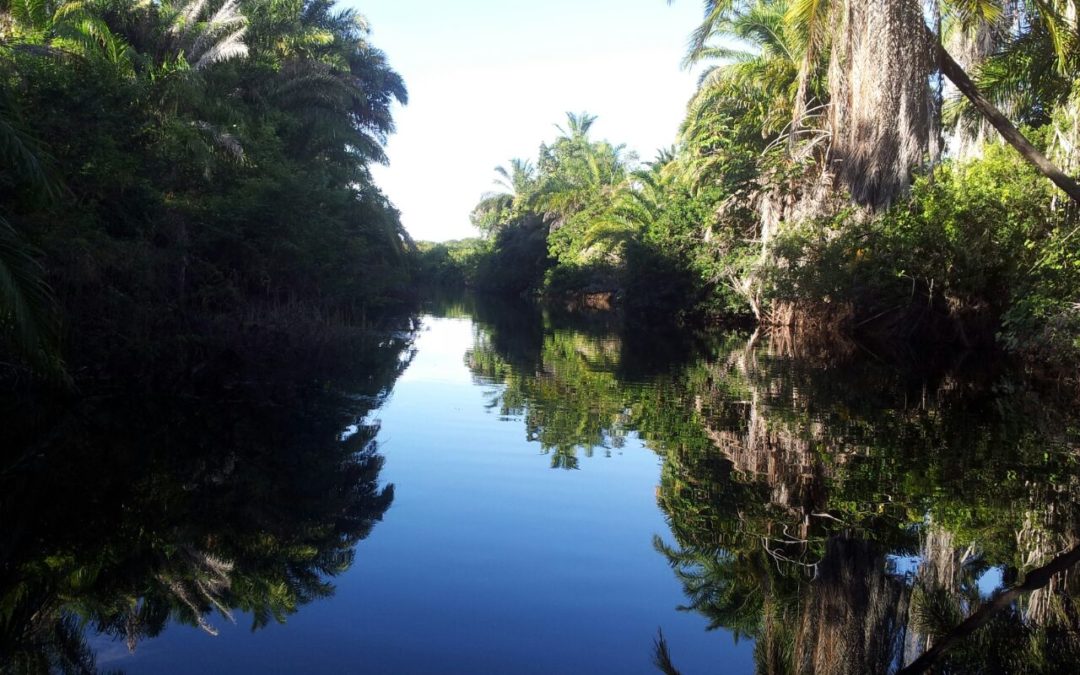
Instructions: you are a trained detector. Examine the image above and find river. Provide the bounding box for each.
[3,295,1080,673]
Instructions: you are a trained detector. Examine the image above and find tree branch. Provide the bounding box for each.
[928,28,1080,204]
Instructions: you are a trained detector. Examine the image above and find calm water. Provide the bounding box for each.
[4,296,1080,673]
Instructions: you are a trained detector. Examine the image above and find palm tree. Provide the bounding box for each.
[535,112,629,230]
[678,0,1080,205]
[0,86,65,379]
[555,110,598,141]
[105,0,248,71]
[0,218,63,379]
[575,157,680,259]
[683,0,807,138]
[261,4,406,166]
[0,0,131,69]
[471,159,538,235]
[495,158,539,196]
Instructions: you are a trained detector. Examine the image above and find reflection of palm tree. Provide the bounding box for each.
[157,547,236,638]
[1,327,408,666]
[903,542,1080,674]
[654,537,767,640]
[651,328,1080,672]
[652,628,683,675]
[2,609,112,675]
[466,320,645,469]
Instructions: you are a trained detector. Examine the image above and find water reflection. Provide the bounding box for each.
[6,294,1080,673]
[455,297,1080,673]
[0,330,414,673]
[668,334,1080,673]
[456,296,713,470]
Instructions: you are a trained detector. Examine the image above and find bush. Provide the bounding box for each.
[763,143,1072,345]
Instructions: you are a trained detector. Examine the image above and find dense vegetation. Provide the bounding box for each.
[0,0,414,385]
[446,0,1080,370]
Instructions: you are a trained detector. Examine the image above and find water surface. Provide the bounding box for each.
[4,296,1080,673]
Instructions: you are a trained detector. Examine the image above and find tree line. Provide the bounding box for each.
[0,0,414,385]
[434,0,1080,370]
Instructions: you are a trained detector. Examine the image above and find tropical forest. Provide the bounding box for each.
[3,0,1080,673]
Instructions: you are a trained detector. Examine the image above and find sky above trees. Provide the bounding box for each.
[354,0,704,241]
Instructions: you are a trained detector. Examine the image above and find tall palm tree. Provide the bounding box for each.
[555,110,598,141]
[471,158,538,235]
[683,0,809,135]
[108,0,248,71]
[535,112,629,229]
[687,0,805,136]
[678,0,1080,205]
[262,4,406,166]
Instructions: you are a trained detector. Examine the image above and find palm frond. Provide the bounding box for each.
[0,217,65,380]
[652,628,683,675]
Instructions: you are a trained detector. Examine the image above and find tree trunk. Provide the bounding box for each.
[828,0,933,209]
[944,11,1006,160]
[900,544,1080,674]
[931,29,1080,204]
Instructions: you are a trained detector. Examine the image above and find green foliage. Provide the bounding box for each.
[0,0,414,383]
[764,143,1074,342]
[464,108,763,324]
[474,216,553,297]
[465,112,634,300]
[414,238,489,288]
[464,0,1080,372]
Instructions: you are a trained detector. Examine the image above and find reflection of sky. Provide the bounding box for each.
[890,554,1006,598]
[350,0,708,241]
[102,315,755,673]
[890,554,921,577]
[977,567,1004,597]
[397,317,477,385]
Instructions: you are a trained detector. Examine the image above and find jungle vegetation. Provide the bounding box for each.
[0,0,413,385]
[450,0,1080,371]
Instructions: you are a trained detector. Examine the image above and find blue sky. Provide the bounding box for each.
[346,0,706,241]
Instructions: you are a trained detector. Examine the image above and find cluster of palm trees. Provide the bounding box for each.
[460,0,1080,347]
[472,112,634,264]
[0,0,410,380]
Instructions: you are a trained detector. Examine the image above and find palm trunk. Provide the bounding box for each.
[828,0,932,209]
[931,29,1080,204]
[900,544,1080,674]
